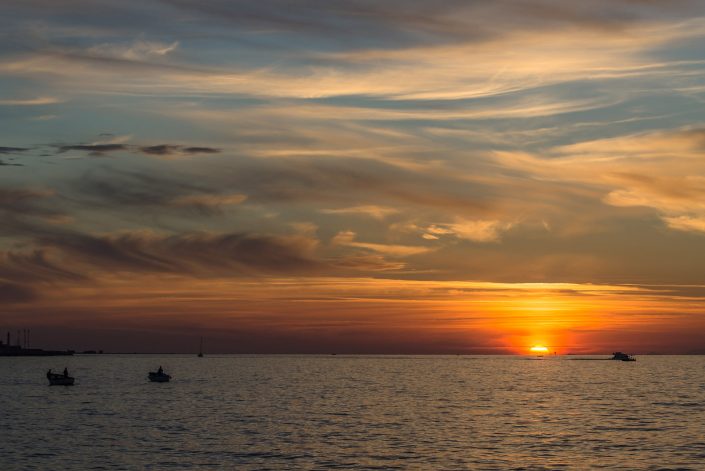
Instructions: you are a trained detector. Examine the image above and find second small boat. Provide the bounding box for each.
[148,366,171,382]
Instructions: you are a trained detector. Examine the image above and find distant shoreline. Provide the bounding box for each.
[3,352,697,356]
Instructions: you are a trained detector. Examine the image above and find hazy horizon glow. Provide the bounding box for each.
[2,1,705,353]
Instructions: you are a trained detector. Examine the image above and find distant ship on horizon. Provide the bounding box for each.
[611,351,637,361]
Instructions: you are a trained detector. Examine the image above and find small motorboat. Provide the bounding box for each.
[47,369,75,386]
[148,367,171,382]
[611,352,636,361]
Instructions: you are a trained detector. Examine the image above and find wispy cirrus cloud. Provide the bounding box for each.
[320,205,399,220]
[35,230,324,276]
[495,127,705,235]
[0,96,63,106]
[0,187,62,221]
[2,1,703,112]
[87,40,179,61]
[331,230,433,257]
[425,219,514,243]
[69,167,237,214]
[662,215,705,233]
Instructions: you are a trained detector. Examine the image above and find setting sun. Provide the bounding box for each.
[529,345,550,354]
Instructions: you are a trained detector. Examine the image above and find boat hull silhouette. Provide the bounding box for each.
[48,373,75,386]
[148,372,171,382]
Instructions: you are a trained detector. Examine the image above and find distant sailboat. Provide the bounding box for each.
[198,337,204,357]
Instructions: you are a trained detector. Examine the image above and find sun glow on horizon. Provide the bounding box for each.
[529,345,550,354]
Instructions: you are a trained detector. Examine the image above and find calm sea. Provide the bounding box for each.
[1,355,704,470]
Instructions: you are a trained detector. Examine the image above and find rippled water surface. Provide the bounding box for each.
[2,355,705,470]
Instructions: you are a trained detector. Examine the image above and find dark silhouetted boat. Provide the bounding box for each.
[148,366,171,382]
[611,352,636,361]
[47,368,75,386]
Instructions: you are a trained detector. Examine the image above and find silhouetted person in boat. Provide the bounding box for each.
[157,366,163,375]
[63,367,69,377]
[46,369,52,380]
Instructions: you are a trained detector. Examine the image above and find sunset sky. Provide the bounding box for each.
[2,0,705,354]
